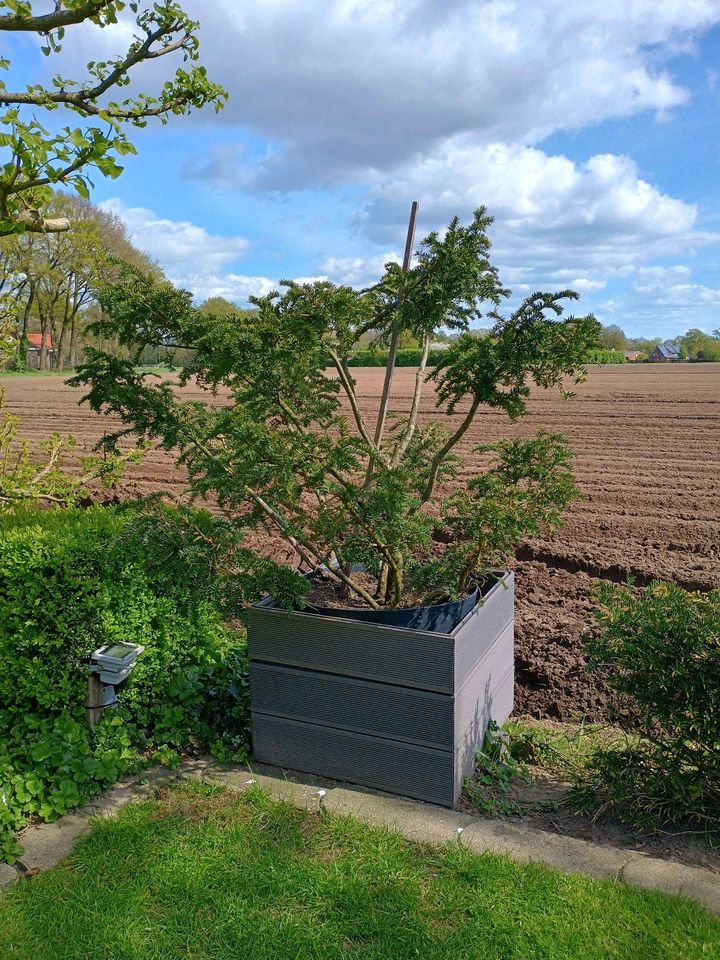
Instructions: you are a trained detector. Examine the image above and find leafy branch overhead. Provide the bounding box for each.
[73,208,601,609]
[0,1,227,234]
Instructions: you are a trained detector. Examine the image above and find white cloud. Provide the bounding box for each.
[36,2,720,333]
[632,264,720,310]
[100,198,249,276]
[599,264,720,335]
[174,0,719,189]
[99,198,262,300]
[360,141,715,291]
[321,252,402,287]
[99,199,334,303]
[179,272,279,304]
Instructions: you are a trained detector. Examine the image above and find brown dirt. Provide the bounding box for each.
[306,572,382,610]
[4,364,719,723]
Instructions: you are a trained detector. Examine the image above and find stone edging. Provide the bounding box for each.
[201,761,720,917]
[2,757,718,918]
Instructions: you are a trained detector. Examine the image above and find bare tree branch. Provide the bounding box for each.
[392,332,430,466]
[15,210,70,232]
[371,201,418,453]
[328,349,385,462]
[418,397,480,505]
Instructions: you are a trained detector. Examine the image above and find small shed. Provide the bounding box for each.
[623,351,643,363]
[26,333,56,370]
[648,344,680,363]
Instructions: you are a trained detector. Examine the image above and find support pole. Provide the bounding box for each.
[86,674,105,728]
[372,200,419,452]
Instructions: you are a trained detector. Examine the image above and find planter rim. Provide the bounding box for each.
[252,568,512,639]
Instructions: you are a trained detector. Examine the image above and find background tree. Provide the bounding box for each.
[1,192,158,368]
[624,335,662,354]
[598,323,627,351]
[198,297,248,317]
[0,1,226,234]
[678,328,720,362]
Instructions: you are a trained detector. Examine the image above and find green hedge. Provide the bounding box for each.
[347,347,626,367]
[0,503,303,862]
[347,349,450,367]
[584,349,626,364]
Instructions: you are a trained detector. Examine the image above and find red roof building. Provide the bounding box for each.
[26,333,54,351]
[25,332,56,369]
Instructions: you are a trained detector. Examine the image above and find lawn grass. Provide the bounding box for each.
[0,780,718,960]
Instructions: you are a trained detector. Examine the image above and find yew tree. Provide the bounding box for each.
[0,1,226,234]
[74,209,600,609]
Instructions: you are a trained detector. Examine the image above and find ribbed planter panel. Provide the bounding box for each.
[249,571,514,807]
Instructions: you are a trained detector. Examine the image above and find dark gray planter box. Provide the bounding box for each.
[248,571,514,807]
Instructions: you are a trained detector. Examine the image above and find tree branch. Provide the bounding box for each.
[392,332,430,466]
[0,22,184,112]
[15,210,70,233]
[371,201,418,454]
[0,1,115,33]
[328,349,385,462]
[418,396,480,505]
[7,148,95,195]
[178,416,382,608]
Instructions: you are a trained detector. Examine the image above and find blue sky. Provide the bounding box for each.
[4,1,720,337]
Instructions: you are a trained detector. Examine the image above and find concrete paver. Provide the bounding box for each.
[622,854,720,914]
[0,864,18,890]
[460,818,630,881]
[323,788,475,845]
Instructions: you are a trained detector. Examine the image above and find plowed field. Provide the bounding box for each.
[4,364,719,721]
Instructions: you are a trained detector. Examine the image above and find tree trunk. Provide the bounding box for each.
[54,287,72,370]
[39,314,48,370]
[69,313,78,369]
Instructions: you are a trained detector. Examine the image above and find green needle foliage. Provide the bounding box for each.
[73,209,600,609]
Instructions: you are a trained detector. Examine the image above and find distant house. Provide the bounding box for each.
[623,351,643,363]
[648,344,680,363]
[26,333,57,370]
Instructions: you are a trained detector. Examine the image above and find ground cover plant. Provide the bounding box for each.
[0,780,717,960]
[465,580,720,838]
[0,502,298,862]
[73,208,599,611]
[463,718,629,821]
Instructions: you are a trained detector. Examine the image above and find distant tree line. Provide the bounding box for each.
[0,194,158,370]
[598,323,720,361]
